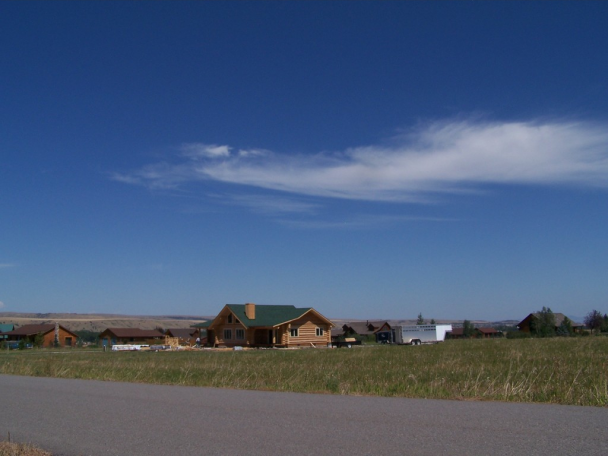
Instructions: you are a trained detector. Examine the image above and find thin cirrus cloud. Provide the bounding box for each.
[277,215,456,230]
[223,194,320,215]
[112,119,608,203]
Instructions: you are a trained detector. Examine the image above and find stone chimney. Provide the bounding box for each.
[245,302,256,320]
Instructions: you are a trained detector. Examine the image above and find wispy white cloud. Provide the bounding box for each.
[0,301,4,309]
[222,194,320,215]
[181,143,231,159]
[113,119,608,202]
[0,263,16,269]
[278,215,456,230]
[111,161,198,190]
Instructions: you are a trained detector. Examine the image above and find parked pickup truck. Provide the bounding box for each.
[333,337,362,348]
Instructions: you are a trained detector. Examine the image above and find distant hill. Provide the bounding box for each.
[0,312,213,333]
[330,318,520,329]
[0,312,520,334]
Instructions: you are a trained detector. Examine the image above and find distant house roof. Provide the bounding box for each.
[449,327,500,336]
[226,304,313,328]
[0,323,15,339]
[374,322,392,333]
[331,327,345,337]
[551,313,583,327]
[518,313,583,329]
[100,328,164,338]
[344,322,375,336]
[209,304,334,329]
[342,321,388,336]
[4,324,78,338]
[0,324,15,334]
[477,328,500,335]
[165,328,196,339]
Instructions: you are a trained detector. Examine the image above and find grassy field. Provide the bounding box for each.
[0,441,51,456]
[1,338,606,406]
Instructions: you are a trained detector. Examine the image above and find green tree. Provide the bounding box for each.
[556,317,573,337]
[430,318,436,324]
[33,332,45,348]
[602,314,608,333]
[530,307,556,337]
[416,313,425,325]
[584,310,603,334]
[463,320,476,338]
[74,330,101,343]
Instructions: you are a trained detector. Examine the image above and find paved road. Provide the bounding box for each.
[2,375,607,456]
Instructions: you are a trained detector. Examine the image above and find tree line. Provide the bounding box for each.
[527,307,607,338]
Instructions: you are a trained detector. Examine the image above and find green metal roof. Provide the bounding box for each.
[0,324,15,333]
[0,323,15,339]
[226,304,313,328]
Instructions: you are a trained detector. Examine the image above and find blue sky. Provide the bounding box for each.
[1,2,607,321]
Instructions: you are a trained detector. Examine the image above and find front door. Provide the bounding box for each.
[268,330,273,345]
[254,329,268,345]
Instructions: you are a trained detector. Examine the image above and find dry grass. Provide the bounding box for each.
[0,442,51,456]
[1,337,607,406]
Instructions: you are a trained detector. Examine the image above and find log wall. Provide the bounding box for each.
[286,314,331,347]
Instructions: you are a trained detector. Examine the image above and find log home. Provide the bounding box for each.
[207,303,333,348]
[3,323,78,347]
[98,328,164,347]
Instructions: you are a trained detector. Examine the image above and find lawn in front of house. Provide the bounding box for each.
[0,337,606,406]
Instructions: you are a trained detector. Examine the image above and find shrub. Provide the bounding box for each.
[33,332,45,348]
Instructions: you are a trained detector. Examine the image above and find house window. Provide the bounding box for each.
[223,329,232,340]
[65,337,72,346]
[290,327,299,337]
[236,329,245,340]
[316,327,324,337]
[227,314,233,324]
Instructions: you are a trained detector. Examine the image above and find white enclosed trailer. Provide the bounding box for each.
[392,324,452,345]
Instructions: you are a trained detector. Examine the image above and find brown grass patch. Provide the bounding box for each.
[0,442,51,456]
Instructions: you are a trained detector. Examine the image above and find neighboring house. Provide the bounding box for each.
[98,328,164,347]
[330,326,345,343]
[0,324,15,340]
[342,321,378,338]
[517,313,584,334]
[477,328,502,338]
[3,323,79,347]
[448,327,503,339]
[373,322,393,343]
[341,321,392,343]
[207,303,333,348]
[165,328,205,346]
